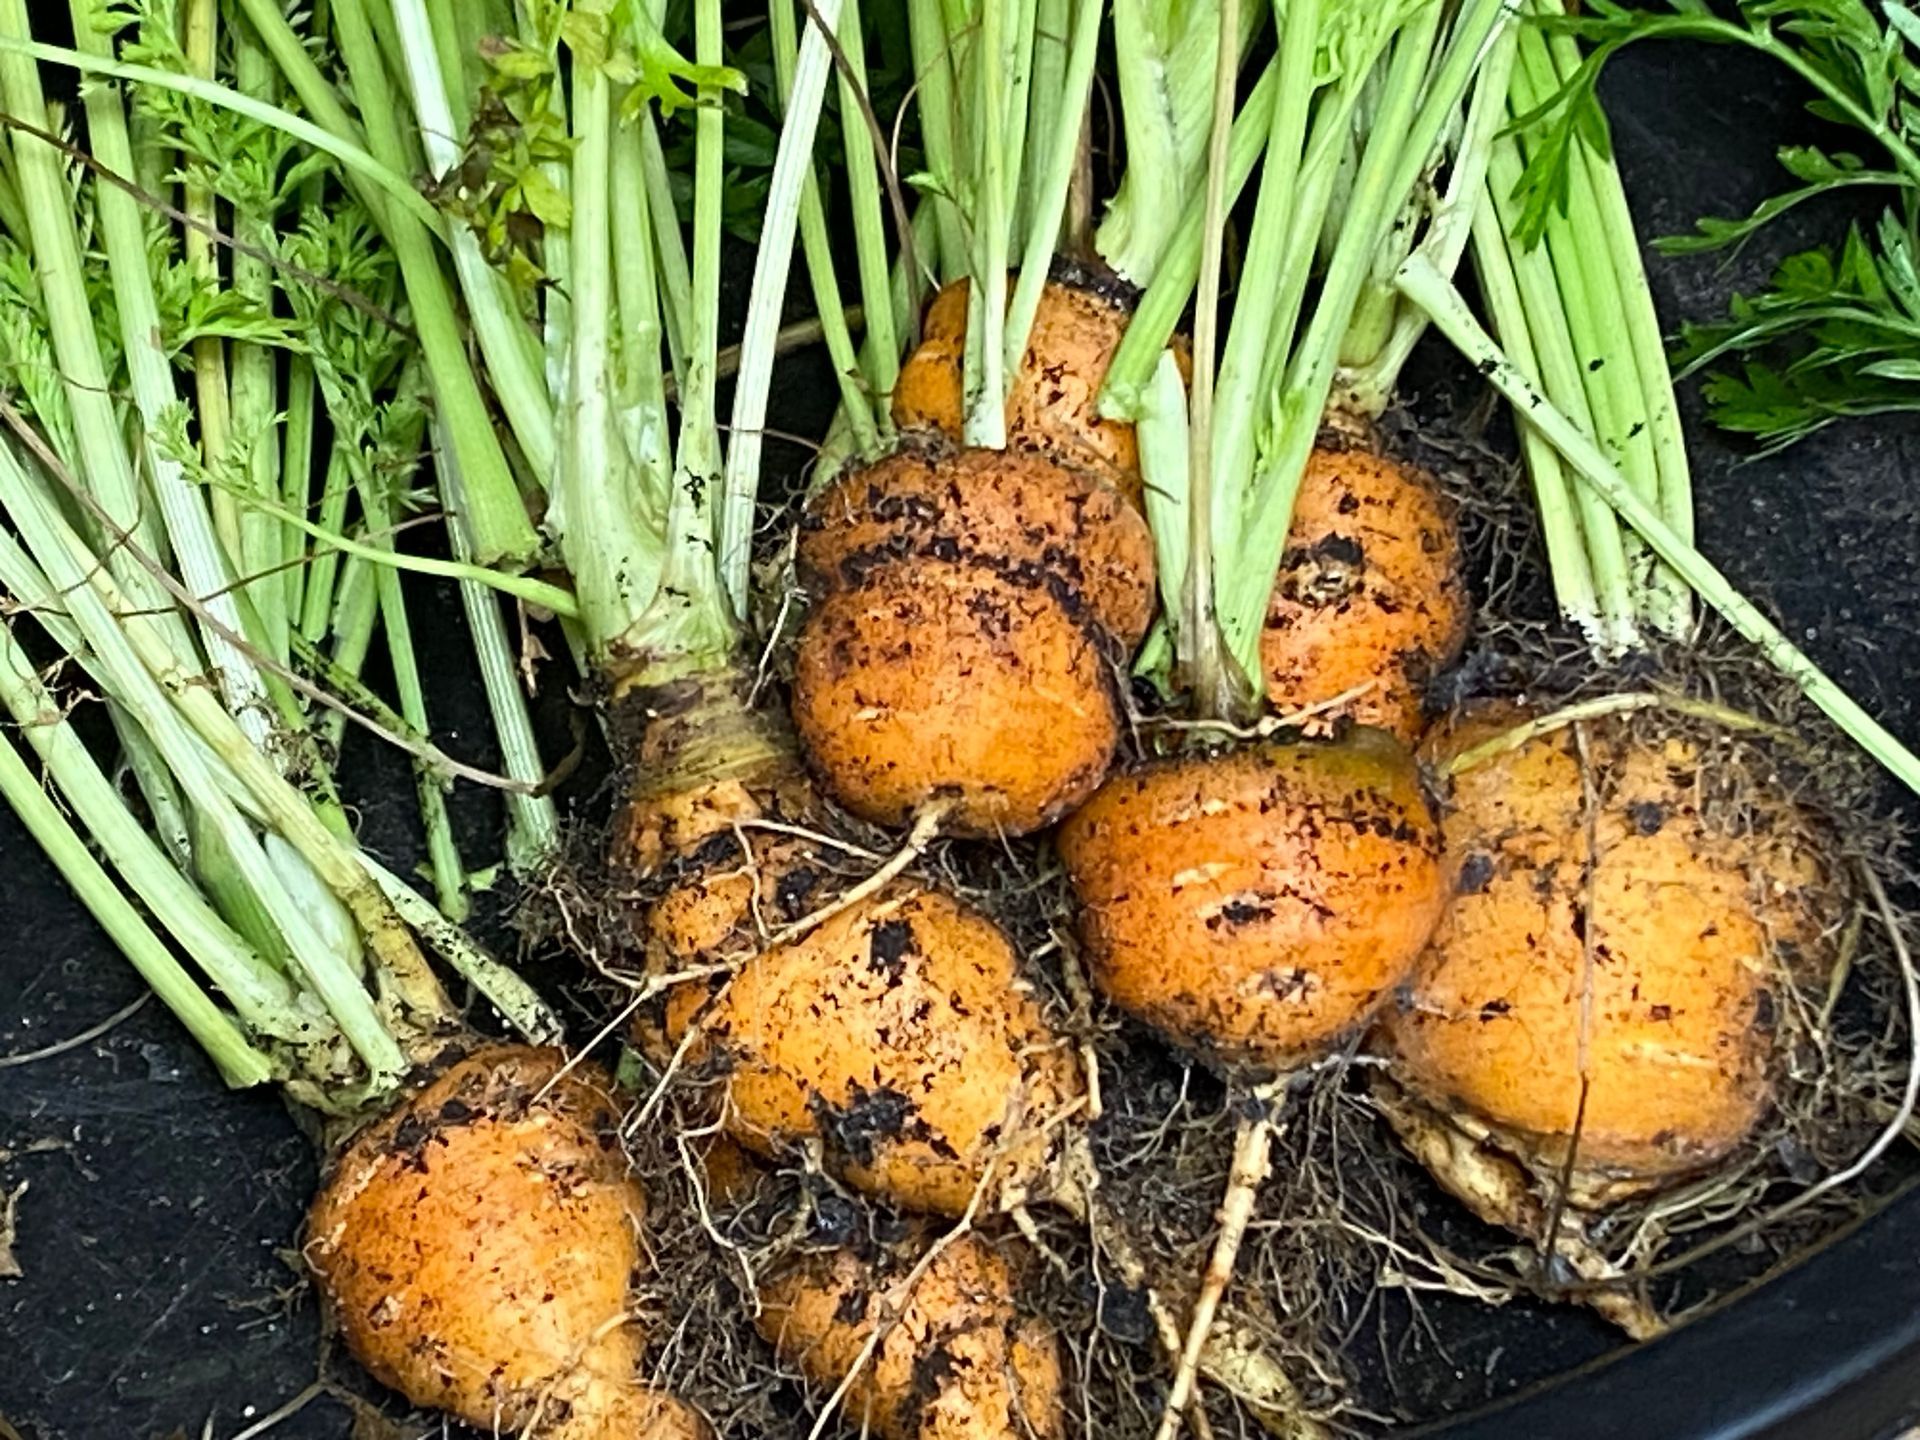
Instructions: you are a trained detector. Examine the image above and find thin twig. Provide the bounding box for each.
[0,992,148,1069]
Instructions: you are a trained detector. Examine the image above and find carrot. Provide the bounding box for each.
[893,269,1181,512]
[309,1047,707,1439]
[772,2,1150,842]
[650,876,1082,1218]
[758,1227,1063,1440]
[1381,701,1816,1196]
[1060,730,1445,1069]
[1259,444,1468,742]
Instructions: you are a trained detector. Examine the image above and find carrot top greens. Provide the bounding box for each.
[1517,0,1920,453]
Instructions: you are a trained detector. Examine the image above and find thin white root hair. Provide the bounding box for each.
[1155,1106,1276,1440]
[765,800,950,950]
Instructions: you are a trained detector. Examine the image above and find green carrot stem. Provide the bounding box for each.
[229,27,292,663]
[1000,0,1041,244]
[350,475,468,920]
[609,113,673,515]
[1399,252,1920,799]
[1335,18,1519,417]
[1179,0,1245,716]
[0,443,410,1079]
[1510,26,1662,622]
[0,723,274,1088]
[62,0,276,741]
[280,356,317,629]
[0,3,179,631]
[1539,8,1693,636]
[638,112,695,395]
[233,0,541,563]
[649,0,734,662]
[299,446,357,642]
[1203,0,1320,592]
[181,0,239,565]
[1218,4,1453,681]
[1466,188,1599,640]
[0,32,441,229]
[233,481,579,617]
[1485,125,1639,652]
[768,0,879,457]
[961,0,1011,447]
[434,419,560,873]
[1021,0,1068,248]
[1098,57,1282,418]
[388,0,556,481]
[322,557,379,750]
[831,0,902,422]
[907,0,967,283]
[718,0,844,615]
[1002,0,1104,385]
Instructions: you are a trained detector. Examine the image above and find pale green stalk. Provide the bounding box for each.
[830,0,900,423]
[0,2,180,634]
[1337,18,1519,415]
[220,0,541,563]
[961,0,1010,446]
[769,0,878,456]
[435,419,560,873]
[63,0,275,745]
[609,115,673,523]
[1203,0,1320,597]
[0,724,273,1088]
[649,0,734,666]
[1485,127,1639,651]
[907,0,967,282]
[1002,0,1104,383]
[1540,9,1693,637]
[1467,188,1599,641]
[350,467,468,920]
[1098,0,1260,286]
[300,447,359,642]
[1181,0,1243,714]
[1220,0,1513,681]
[230,25,291,662]
[1137,350,1194,647]
[1400,252,1920,800]
[718,0,845,617]
[1021,0,1068,243]
[556,0,663,661]
[388,0,556,481]
[0,442,408,1081]
[182,0,238,563]
[1098,57,1282,416]
[280,356,317,628]
[322,559,379,749]
[0,623,299,1037]
[110,710,193,871]
[638,114,694,394]
[1510,28,1662,623]
[0,34,445,230]
[421,0,468,129]
[1000,0,1040,243]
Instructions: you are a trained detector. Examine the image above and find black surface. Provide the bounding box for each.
[4,31,1920,1440]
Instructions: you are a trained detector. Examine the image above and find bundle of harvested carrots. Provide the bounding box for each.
[2,1,1918,1438]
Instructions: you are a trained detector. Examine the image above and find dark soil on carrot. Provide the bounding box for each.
[3,38,1919,1440]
